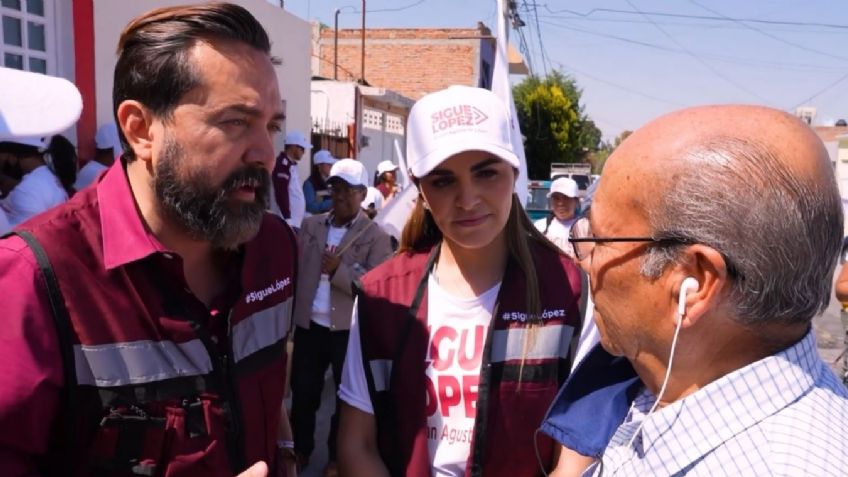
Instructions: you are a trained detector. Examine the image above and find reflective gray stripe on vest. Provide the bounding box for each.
[75,339,212,387]
[369,359,393,392]
[231,298,292,364]
[490,324,574,363]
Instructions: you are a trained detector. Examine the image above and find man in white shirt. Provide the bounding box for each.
[534,177,580,257]
[74,123,120,190]
[290,159,392,477]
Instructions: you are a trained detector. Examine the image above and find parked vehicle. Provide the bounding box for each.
[526,180,552,221]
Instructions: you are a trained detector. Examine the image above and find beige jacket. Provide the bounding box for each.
[293,211,393,331]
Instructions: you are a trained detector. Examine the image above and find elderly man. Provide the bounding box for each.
[290,159,392,477]
[0,4,297,476]
[548,105,848,476]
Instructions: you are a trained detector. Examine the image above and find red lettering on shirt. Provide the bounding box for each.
[430,326,458,371]
[438,375,462,417]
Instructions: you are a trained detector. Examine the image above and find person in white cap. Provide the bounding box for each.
[0,67,82,235]
[291,158,392,477]
[337,85,585,477]
[534,176,581,257]
[303,149,337,215]
[361,185,384,220]
[273,130,310,229]
[375,159,400,202]
[0,68,81,234]
[74,123,121,190]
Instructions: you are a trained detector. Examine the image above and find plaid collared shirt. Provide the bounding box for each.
[586,330,848,477]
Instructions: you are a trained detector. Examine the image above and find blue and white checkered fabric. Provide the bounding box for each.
[585,330,848,477]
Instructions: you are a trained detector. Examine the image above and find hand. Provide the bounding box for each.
[236,461,268,477]
[276,448,298,477]
[321,253,341,275]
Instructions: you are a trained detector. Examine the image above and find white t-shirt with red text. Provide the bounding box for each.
[339,274,501,476]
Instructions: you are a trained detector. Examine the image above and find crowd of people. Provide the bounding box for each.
[0,3,846,477]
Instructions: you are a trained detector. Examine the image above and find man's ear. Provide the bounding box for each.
[672,244,729,327]
[116,100,155,163]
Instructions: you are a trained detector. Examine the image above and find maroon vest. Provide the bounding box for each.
[272,152,294,219]
[355,241,583,477]
[20,186,297,477]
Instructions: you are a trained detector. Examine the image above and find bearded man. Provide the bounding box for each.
[0,3,298,476]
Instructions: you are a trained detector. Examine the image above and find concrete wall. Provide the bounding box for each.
[92,0,312,179]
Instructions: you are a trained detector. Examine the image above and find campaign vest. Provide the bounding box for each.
[18,188,297,477]
[273,152,294,219]
[354,241,582,477]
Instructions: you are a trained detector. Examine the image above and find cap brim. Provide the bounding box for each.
[410,142,520,177]
[0,68,82,140]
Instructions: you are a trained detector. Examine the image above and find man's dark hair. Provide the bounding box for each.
[112,2,278,160]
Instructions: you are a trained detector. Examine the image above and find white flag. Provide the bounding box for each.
[373,185,417,241]
[492,0,529,207]
[394,138,411,190]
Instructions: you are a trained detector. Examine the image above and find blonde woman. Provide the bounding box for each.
[337,86,585,477]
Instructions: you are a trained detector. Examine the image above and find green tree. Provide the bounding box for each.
[512,71,601,179]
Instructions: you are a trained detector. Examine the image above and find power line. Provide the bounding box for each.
[538,5,848,31]
[687,0,848,63]
[791,71,848,110]
[526,0,550,76]
[620,0,770,103]
[554,61,686,108]
[538,19,847,73]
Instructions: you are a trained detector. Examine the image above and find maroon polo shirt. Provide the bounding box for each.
[0,161,246,474]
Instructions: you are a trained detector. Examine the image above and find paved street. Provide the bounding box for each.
[814,273,846,377]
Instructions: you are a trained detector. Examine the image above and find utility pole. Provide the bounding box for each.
[360,0,366,83]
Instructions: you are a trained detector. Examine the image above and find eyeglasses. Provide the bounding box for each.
[568,216,684,262]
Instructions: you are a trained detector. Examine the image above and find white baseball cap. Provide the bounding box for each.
[406,85,519,178]
[377,160,398,175]
[548,177,579,198]
[0,67,82,143]
[285,131,312,150]
[313,149,336,166]
[329,158,368,187]
[95,123,121,151]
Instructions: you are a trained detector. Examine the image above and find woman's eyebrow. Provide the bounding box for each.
[470,157,502,172]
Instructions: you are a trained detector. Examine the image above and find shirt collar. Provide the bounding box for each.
[325,210,362,229]
[99,159,170,270]
[634,329,822,475]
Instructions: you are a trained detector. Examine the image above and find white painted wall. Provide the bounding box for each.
[92,0,311,180]
[310,80,357,127]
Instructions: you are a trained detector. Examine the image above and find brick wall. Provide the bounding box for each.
[316,27,490,100]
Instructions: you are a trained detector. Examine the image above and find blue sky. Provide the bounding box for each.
[283,0,848,141]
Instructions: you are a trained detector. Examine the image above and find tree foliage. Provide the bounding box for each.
[513,71,602,179]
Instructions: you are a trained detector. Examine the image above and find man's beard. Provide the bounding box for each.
[154,137,270,250]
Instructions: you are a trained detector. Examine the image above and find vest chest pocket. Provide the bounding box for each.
[86,395,222,476]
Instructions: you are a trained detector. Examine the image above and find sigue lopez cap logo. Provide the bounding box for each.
[430,104,489,134]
